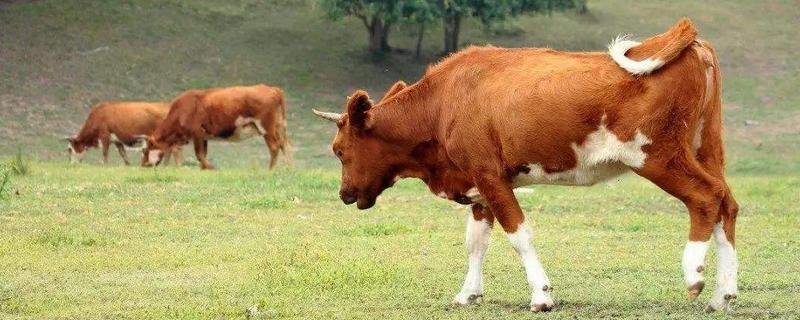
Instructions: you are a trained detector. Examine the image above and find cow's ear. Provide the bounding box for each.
[379,80,407,102]
[346,90,373,130]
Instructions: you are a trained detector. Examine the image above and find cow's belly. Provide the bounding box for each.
[466,120,651,201]
[512,162,630,187]
[210,117,265,142]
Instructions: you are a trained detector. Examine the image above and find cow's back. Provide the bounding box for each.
[432,45,710,181]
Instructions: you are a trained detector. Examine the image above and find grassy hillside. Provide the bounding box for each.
[1,0,798,172]
[0,164,798,319]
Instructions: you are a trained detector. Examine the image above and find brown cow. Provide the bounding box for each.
[140,84,291,170]
[313,19,738,312]
[65,101,182,165]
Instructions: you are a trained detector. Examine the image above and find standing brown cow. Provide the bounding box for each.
[314,19,738,312]
[66,101,182,165]
[140,84,291,170]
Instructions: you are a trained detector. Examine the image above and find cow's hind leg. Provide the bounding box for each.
[114,142,130,165]
[635,152,726,306]
[473,173,554,312]
[263,134,280,169]
[694,115,739,311]
[453,204,494,305]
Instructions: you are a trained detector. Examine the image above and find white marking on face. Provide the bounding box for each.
[607,36,665,75]
[67,142,85,164]
[454,210,493,305]
[506,222,553,309]
[709,222,737,309]
[148,149,163,165]
[682,241,709,287]
[513,119,651,188]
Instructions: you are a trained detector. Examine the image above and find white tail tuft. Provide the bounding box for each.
[608,35,664,75]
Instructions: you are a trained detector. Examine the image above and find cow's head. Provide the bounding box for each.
[64,136,87,164]
[314,87,415,210]
[137,135,168,167]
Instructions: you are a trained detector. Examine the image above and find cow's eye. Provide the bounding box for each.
[335,150,344,158]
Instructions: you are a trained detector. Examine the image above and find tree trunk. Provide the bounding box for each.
[442,13,461,54]
[367,16,390,53]
[415,23,425,58]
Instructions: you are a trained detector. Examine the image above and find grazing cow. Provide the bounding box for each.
[140,84,291,170]
[313,19,738,312]
[65,101,183,165]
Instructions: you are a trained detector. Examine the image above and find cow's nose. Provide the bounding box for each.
[340,189,357,205]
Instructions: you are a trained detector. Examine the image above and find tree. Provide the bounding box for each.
[439,0,578,54]
[320,0,407,53]
[400,0,437,58]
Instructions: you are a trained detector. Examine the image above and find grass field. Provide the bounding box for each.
[0,164,798,319]
[1,0,799,319]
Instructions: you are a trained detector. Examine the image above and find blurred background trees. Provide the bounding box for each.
[320,0,580,55]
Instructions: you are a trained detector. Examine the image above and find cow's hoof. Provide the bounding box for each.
[530,302,554,312]
[705,293,736,312]
[452,293,482,305]
[687,281,705,300]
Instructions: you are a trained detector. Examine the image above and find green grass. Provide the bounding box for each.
[0,163,798,319]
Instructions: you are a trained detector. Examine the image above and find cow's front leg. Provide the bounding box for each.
[473,173,554,312]
[453,204,494,305]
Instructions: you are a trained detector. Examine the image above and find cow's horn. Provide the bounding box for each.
[312,109,343,122]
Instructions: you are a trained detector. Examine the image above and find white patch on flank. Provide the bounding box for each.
[222,117,263,142]
[682,241,709,287]
[608,36,664,75]
[512,119,651,188]
[692,119,704,152]
[453,211,493,305]
[148,149,163,165]
[709,222,738,310]
[506,222,553,310]
[465,121,650,203]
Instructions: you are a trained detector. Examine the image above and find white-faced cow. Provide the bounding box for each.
[141,84,291,170]
[313,19,738,312]
[66,101,183,165]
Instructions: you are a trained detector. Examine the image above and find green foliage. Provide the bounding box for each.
[445,0,577,25]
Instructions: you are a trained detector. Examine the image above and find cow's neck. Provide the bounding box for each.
[368,80,438,144]
[398,140,475,203]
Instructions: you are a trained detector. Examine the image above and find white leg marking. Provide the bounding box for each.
[454,211,492,305]
[708,223,738,311]
[682,241,709,290]
[506,222,553,311]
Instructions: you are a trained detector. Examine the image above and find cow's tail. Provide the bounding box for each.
[608,18,698,75]
[275,89,293,165]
